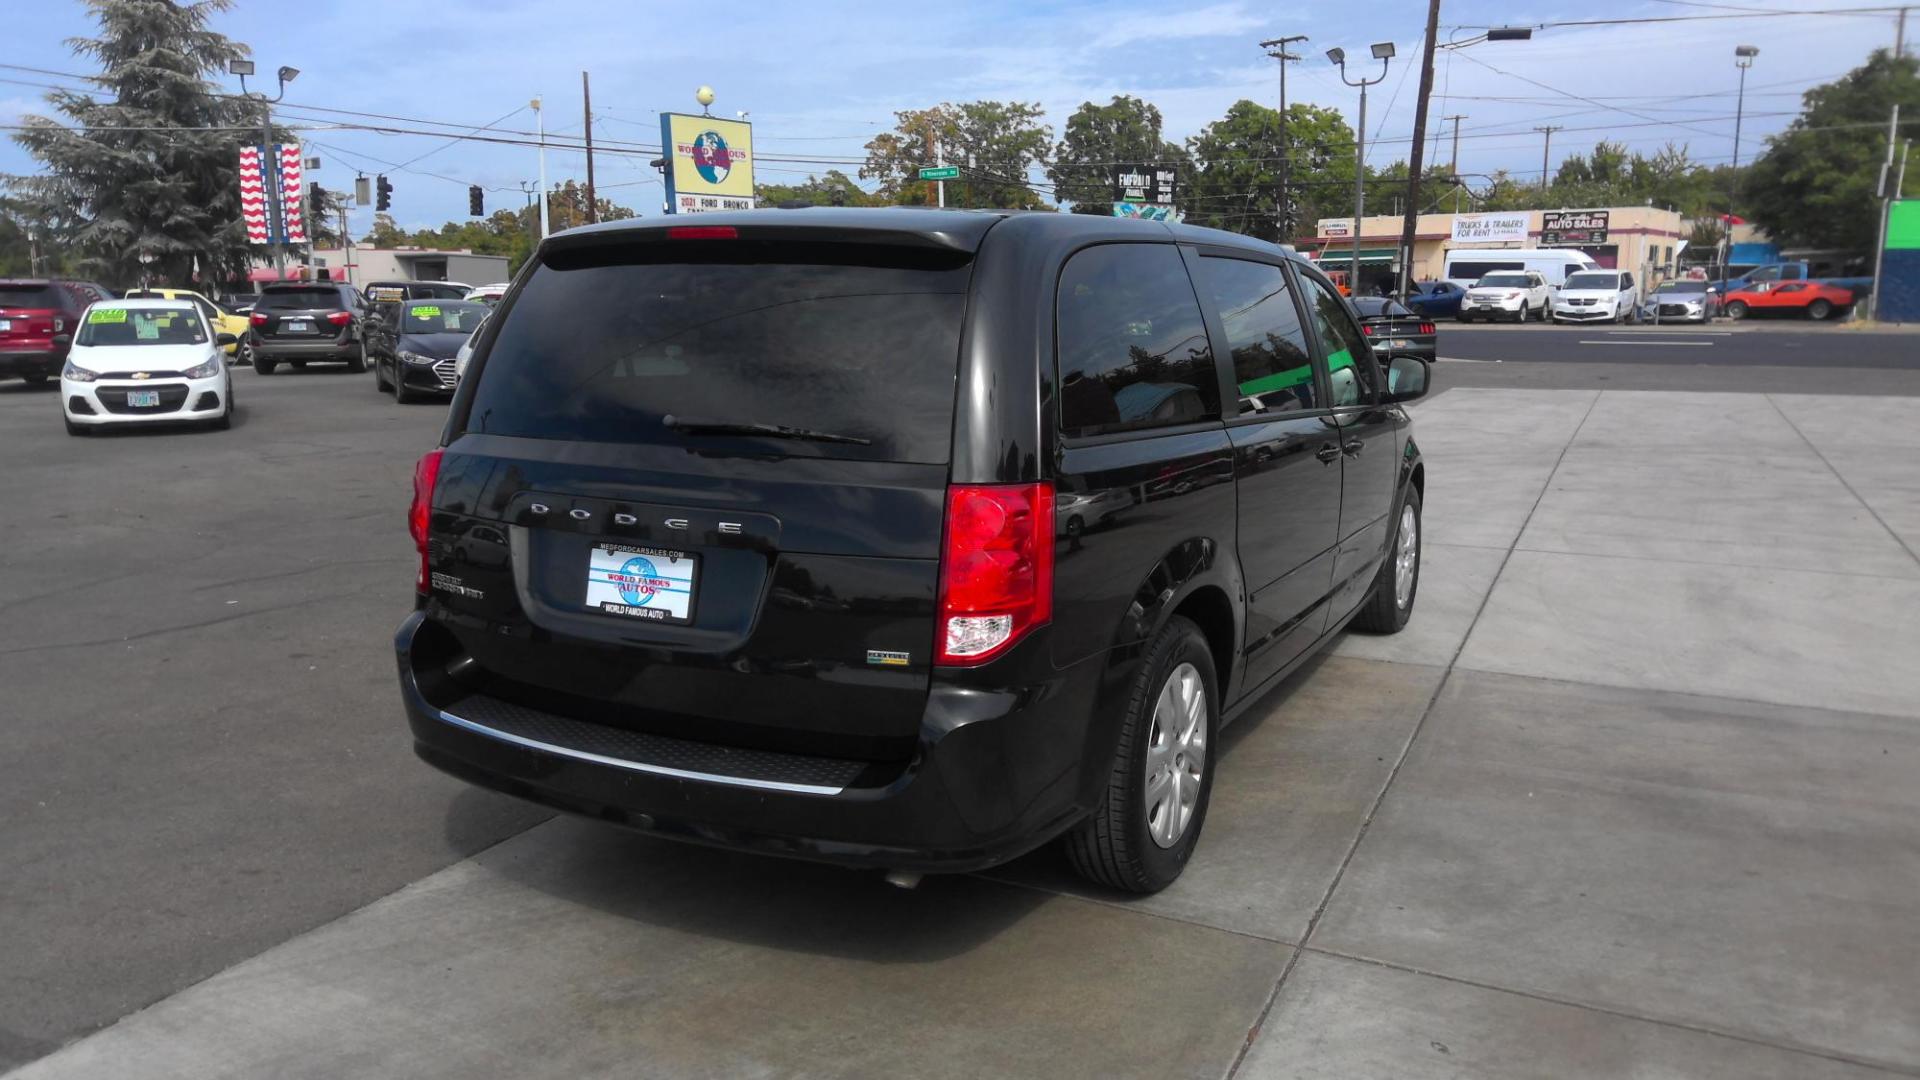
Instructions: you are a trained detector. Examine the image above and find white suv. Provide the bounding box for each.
[1553,270,1639,324]
[1461,271,1552,323]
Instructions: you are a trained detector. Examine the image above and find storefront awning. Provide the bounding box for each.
[1311,247,1396,264]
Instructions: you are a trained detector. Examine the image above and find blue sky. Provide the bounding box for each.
[0,0,1906,233]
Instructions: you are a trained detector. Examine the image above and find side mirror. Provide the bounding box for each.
[53,333,72,349]
[1383,355,1430,404]
[216,332,237,347]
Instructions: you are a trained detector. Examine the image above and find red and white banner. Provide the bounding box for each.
[278,144,306,244]
[239,145,268,243]
[238,143,307,244]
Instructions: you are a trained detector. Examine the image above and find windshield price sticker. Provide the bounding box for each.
[413,305,442,318]
[88,308,127,324]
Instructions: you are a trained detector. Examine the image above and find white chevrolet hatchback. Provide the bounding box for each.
[60,299,236,435]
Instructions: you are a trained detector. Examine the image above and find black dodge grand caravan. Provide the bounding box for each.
[397,209,1429,893]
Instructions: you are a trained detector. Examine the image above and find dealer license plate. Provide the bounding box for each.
[126,390,161,407]
[283,319,312,333]
[585,544,697,623]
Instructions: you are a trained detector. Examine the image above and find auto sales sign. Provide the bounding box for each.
[1541,210,1609,246]
[660,113,755,214]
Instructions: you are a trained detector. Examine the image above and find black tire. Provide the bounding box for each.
[1065,615,1219,894]
[1352,486,1422,634]
[345,344,367,373]
[64,416,87,436]
[394,375,416,404]
[22,372,48,385]
[1457,312,1473,324]
[373,357,389,391]
[1726,300,1748,321]
[237,339,254,367]
[1806,299,1832,321]
[254,357,277,374]
[290,361,307,370]
[210,403,232,430]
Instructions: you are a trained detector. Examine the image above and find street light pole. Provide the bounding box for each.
[532,96,549,239]
[1330,43,1394,292]
[1729,46,1759,299]
[1260,35,1307,240]
[231,59,299,282]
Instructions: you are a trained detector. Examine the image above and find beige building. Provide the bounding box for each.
[1301,206,1686,292]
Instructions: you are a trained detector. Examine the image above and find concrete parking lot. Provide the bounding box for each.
[3,363,1917,1078]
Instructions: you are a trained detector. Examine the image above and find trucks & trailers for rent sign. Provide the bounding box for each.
[1450,212,1530,243]
[660,113,755,214]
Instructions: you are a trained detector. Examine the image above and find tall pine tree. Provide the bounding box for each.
[8,0,268,288]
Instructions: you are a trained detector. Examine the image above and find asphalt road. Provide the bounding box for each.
[1433,321,1920,395]
[0,367,549,1069]
[3,339,1917,1072]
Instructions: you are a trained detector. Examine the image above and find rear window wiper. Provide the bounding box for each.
[662,414,872,446]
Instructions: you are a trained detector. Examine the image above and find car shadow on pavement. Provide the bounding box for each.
[447,787,1049,964]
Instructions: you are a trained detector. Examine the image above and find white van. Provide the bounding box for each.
[1552,269,1639,324]
[1442,248,1599,288]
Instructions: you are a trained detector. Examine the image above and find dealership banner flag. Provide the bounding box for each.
[238,143,306,244]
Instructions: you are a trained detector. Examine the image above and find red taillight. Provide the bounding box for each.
[936,483,1054,665]
[249,311,268,326]
[1361,324,1377,336]
[410,448,445,594]
[326,310,352,326]
[1419,322,1436,335]
[668,225,737,240]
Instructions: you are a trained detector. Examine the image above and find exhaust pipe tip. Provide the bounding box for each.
[883,870,923,890]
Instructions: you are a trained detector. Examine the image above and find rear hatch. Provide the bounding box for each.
[0,283,67,352]
[254,285,350,342]
[424,231,978,762]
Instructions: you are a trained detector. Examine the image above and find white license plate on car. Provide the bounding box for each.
[0,319,10,332]
[585,544,697,623]
[126,390,160,407]
[283,319,311,332]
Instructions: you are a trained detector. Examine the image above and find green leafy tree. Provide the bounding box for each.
[1745,49,1920,251]
[861,101,1052,209]
[543,179,636,232]
[754,169,873,207]
[6,0,269,289]
[1187,101,1357,242]
[1048,95,1187,214]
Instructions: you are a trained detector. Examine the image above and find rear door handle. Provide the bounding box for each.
[1342,439,1365,457]
[1315,444,1341,464]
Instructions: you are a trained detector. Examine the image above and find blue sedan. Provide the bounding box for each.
[1403,280,1467,319]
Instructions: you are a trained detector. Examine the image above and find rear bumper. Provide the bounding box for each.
[0,350,61,377]
[395,612,1103,872]
[253,337,359,362]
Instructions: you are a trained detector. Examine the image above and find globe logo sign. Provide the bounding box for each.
[616,556,660,606]
[691,131,734,185]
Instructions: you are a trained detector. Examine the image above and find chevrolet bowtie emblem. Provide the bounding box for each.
[131,372,151,380]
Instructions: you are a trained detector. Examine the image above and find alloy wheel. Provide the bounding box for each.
[1394,503,1418,609]
[1144,662,1207,849]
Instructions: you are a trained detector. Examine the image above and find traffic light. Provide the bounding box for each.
[375,174,392,212]
[468,185,483,216]
[308,181,322,207]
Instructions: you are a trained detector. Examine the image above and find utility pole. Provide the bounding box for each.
[582,72,597,224]
[1898,6,1908,57]
[1534,125,1562,192]
[1397,0,1442,297]
[532,97,549,239]
[1445,115,1467,212]
[519,180,539,255]
[1872,104,1901,321]
[1261,35,1307,240]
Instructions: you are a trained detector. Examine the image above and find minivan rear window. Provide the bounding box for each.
[0,284,61,308]
[260,287,344,308]
[464,244,971,463]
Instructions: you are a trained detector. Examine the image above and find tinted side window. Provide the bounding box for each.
[1301,276,1378,408]
[1195,257,1315,414]
[1057,244,1219,437]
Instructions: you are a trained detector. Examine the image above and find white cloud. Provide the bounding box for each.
[1089,1,1263,49]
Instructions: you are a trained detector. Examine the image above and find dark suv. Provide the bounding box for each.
[247,282,366,374]
[396,210,1430,893]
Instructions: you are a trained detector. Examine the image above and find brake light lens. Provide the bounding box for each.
[326,310,352,326]
[1419,322,1435,335]
[249,311,268,326]
[936,483,1053,665]
[668,225,737,240]
[409,448,445,593]
[1361,324,1377,336]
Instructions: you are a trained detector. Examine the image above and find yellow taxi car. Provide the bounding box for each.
[122,287,250,357]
